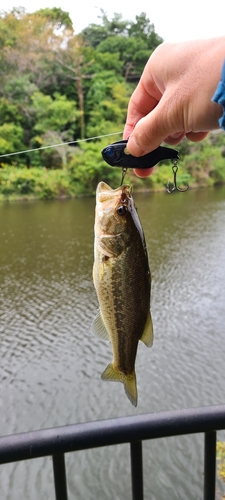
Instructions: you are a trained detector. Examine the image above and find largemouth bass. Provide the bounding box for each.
[92,182,153,407]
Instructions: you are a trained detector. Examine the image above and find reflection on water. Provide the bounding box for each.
[0,187,225,499]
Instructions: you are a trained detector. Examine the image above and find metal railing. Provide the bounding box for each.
[0,405,225,500]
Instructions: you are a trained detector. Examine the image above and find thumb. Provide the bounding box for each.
[126,97,178,156]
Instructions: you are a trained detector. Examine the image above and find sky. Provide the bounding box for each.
[3,0,225,42]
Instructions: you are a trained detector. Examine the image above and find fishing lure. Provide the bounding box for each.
[101,139,189,192]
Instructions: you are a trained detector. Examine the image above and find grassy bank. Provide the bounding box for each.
[0,163,192,201]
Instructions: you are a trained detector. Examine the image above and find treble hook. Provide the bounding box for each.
[120,167,127,185]
[167,161,189,193]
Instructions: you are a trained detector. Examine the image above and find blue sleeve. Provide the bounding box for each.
[212,60,225,130]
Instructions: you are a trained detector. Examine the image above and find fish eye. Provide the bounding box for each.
[117,205,127,216]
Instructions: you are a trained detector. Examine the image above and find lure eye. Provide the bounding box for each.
[117,205,127,216]
[105,146,114,157]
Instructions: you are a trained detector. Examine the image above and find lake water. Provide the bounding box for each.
[0,186,225,499]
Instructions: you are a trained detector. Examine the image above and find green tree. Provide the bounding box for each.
[81,10,129,47]
[0,123,25,165]
[0,9,164,172]
[82,11,163,80]
[128,12,163,48]
[34,7,73,30]
[32,91,77,133]
[97,35,150,80]
[31,91,78,168]
[0,8,74,94]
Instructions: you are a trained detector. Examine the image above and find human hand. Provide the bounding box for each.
[123,37,225,177]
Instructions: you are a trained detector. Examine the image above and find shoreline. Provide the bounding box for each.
[0,182,222,203]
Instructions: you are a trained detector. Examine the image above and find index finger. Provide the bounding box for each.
[123,78,160,139]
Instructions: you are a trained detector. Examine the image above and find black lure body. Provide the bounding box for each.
[101,140,179,169]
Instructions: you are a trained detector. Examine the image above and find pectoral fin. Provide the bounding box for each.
[140,311,154,347]
[91,310,110,341]
[101,363,137,407]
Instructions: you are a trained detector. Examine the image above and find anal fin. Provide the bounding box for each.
[140,311,154,347]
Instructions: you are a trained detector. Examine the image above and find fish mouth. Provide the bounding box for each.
[98,232,123,239]
[97,227,123,240]
[97,182,131,201]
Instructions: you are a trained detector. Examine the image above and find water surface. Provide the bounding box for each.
[0,186,225,499]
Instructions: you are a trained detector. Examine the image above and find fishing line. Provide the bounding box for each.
[0,131,123,159]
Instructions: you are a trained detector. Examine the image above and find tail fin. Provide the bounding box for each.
[101,363,137,407]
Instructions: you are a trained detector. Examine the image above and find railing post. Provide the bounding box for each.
[52,453,68,500]
[130,441,144,500]
[203,431,216,500]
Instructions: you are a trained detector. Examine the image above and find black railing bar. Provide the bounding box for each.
[130,441,144,500]
[0,405,224,465]
[203,431,217,500]
[52,454,68,500]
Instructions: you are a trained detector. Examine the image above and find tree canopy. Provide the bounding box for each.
[0,7,224,200]
[0,7,163,169]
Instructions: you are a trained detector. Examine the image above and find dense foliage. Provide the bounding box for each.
[0,8,225,199]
